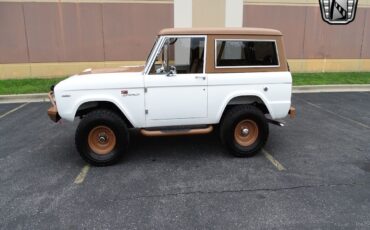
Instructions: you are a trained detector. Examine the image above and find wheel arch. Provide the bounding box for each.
[217,92,272,123]
[73,99,134,128]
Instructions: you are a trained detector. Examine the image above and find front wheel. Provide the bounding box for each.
[75,109,129,166]
[220,105,269,157]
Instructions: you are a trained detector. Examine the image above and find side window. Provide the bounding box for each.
[215,40,279,67]
[150,37,205,75]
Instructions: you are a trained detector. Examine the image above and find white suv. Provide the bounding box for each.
[48,27,295,166]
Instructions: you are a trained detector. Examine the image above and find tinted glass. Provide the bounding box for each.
[216,40,278,67]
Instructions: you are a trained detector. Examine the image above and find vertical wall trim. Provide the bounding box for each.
[174,0,192,28]
[302,5,307,59]
[100,3,106,61]
[57,2,66,61]
[21,3,31,67]
[192,0,225,27]
[174,0,242,28]
[75,3,83,60]
[359,9,367,59]
[296,5,309,72]
[225,0,243,27]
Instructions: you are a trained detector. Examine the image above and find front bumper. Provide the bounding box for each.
[47,91,61,122]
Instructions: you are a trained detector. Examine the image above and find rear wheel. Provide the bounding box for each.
[220,105,269,157]
[75,109,129,166]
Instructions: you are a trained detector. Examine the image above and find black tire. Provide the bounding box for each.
[75,109,129,166]
[220,105,269,157]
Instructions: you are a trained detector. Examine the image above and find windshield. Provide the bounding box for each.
[144,37,159,69]
[148,37,205,75]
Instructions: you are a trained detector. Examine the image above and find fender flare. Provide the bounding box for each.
[216,90,273,122]
[72,95,136,126]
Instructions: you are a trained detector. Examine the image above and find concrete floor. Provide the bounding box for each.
[0,92,369,229]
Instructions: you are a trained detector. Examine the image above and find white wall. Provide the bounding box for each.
[225,0,243,27]
[174,0,243,28]
[174,0,192,28]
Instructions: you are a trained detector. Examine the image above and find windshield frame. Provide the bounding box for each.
[144,36,164,74]
[144,35,208,75]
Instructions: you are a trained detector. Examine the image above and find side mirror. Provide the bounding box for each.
[167,66,177,77]
[156,66,166,74]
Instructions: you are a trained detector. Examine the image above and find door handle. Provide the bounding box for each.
[195,76,206,80]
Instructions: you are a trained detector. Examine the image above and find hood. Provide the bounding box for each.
[79,65,145,75]
[55,67,145,92]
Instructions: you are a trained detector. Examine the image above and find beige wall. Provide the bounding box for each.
[244,5,370,59]
[245,0,370,7]
[243,3,370,72]
[0,2,173,64]
[0,0,370,78]
[179,0,243,28]
[192,0,225,27]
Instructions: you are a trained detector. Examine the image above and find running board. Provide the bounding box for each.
[140,125,213,137]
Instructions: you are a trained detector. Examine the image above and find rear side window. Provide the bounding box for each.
[215,40,279,68]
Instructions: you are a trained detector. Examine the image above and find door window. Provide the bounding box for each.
[149,37,205,75]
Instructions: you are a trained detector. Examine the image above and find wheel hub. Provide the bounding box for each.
[88,126,117,155]
[234,120,259,147]
[98,133,108,144]
[241,128,249,136]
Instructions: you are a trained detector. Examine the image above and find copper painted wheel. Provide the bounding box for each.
[88,126,117,155]
[234,119,259,147]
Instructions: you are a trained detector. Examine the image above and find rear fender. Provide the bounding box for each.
[217,91,272,122]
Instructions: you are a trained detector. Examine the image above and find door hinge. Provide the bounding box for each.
[144,88,147,93]
[145,109,148,115]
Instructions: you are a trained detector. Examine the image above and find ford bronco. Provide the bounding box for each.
[47,27,295,166]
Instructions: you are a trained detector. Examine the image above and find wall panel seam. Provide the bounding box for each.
[359,10,368,58]
[100,3,106,61]
[21,3,31,65]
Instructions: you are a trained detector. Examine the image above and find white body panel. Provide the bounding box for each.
[54,72,146,127]
[144,73,208,127]
[207,71,292,123]
[55,70,291,128]
[54,35,292,128]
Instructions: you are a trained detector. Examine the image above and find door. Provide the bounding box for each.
[144,36,207,126]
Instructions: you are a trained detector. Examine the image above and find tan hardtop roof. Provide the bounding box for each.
[159,27,282,36]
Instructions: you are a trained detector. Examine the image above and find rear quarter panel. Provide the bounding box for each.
[208,71,292,122]
[206,34,291,122]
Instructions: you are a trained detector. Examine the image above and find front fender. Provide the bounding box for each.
[57,92,139,127]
